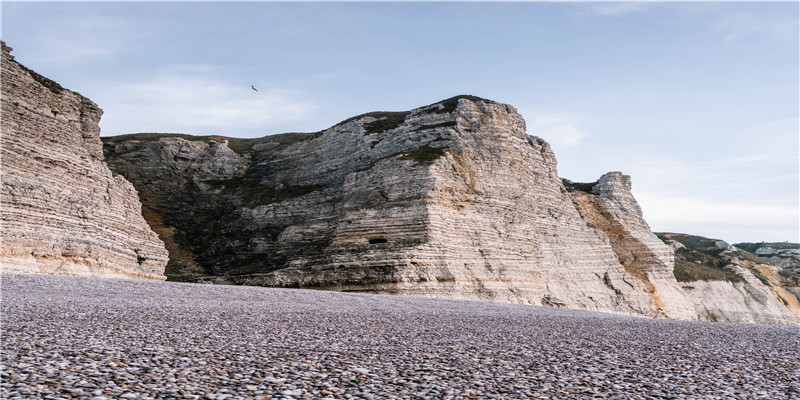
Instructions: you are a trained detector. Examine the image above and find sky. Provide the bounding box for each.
[2,1,798,243]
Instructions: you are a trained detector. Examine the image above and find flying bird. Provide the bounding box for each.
[251,85,258,92]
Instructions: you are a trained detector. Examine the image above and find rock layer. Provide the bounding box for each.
[99,98,650,317]
[0,42,168,279]
[103,95,799,324]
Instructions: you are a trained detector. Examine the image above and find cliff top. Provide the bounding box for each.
[102,94,506,155]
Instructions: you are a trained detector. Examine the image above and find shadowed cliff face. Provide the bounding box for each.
[0,42,168,279]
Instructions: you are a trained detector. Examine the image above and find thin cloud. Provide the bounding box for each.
[713,13,799,41]
[525,113,588,148]
[576,3,651,17]
[27,15,144,65]
[97,72,314,136]
[635,192,799,243]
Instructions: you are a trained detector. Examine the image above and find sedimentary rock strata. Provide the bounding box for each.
[102,94,799,324]
[98,98,656,317]
[0,42,168,279]
[3,39,793,323]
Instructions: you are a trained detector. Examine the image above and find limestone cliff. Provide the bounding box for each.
[101,95,799,324]
[0,42,168,279]
[658,233,800,324]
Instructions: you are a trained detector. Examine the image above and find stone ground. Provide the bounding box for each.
[1,274,798,400]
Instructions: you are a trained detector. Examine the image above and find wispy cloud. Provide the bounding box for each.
[713,13,799,41]
[524,112,588,148]
[97,70,314,136]
[28,15,143,65]
[576,3,652,18]
[636,192,799,243]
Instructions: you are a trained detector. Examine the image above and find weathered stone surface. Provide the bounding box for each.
[568,173,697,320]
[0,42,168,279]
[756,247,800,272]
[658,232,799,324]
[102,94,800,324]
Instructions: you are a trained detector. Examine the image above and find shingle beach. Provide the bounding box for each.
[2,274,798,399]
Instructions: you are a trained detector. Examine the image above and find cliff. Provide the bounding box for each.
[101,95,795,324]
[3,40,793,323]
[734,242,800,274]
[0,42,168,279]
[658,233,800,324]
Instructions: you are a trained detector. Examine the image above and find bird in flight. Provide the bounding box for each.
[251,85,258,92]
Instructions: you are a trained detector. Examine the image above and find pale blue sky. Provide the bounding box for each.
[2,1,798,243]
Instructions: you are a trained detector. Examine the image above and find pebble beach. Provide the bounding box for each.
[2,273,799,399]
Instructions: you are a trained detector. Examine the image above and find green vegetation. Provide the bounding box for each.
[363,112,412,134]
[102,131,319,156]
[734,242,800,253]
[656,233,727,256]
[655,233,746,283]
[673,259,744,283]
[427,95,493,114]
[779,269,800,286]
[731,249,771,264]
[561,179,597,194]
[398,145,447,164]
[415,121,458,130]
[205,175,324,207]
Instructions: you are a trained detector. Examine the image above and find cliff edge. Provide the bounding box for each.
[1,42,168,279]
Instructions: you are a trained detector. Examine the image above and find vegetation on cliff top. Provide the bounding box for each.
[562,178,597,194]
[656,233,746,283]
[734,242,800,253]
[102,132,320,156]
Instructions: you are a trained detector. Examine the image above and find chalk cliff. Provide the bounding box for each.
[3,40,793,323]
[0,42,168,279]
[659,233,800,324]
[101,95,794,324]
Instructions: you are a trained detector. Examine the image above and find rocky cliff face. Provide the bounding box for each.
[1,42,168,279]
[102,95,799,324]
[734,242,800,274]
[97,95,762,323]
[658,233,800,324]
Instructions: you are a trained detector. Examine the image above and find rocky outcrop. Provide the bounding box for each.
[734,243,800,274]
[0,42,168,279]
[566,173,697,320]
[658,233,800,324]
[101,95,799,324]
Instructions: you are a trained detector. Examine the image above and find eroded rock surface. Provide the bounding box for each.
[0,42,168,279]
[103,95,799,324]
[102,97,669,319]
[658,233,800,324]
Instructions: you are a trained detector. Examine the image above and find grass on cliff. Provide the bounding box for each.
[734,242,800,253]
[425,95,494,114]
[398,145,447,164]
[363,112,412,134]
[102,132,319,155]
[561,179,597,194]
[656,233,746,283]
[205,175,325,207]
[673,259,743,283]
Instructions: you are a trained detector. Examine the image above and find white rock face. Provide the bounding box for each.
[102,95,796,324]
[0,42,168,279]
[680,266,796,325]
[755,247,800,271]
